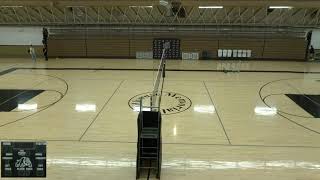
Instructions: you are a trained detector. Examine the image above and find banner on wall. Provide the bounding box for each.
[310,30,320,49]
[0,27,42,45]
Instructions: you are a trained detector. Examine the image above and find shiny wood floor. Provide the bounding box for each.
[0,58,320,179]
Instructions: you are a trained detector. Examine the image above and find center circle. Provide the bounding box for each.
[128,92,192,115]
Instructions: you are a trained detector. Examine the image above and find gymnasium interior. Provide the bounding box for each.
[0,0,320,179]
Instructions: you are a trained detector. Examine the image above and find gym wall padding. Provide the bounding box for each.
[47,36,307,61]
[86,39,130,58]
[129,39,153,57]
[181,39,219,58]
[263,39,307,60]
[0,45,42,58]
[48,39,86,57]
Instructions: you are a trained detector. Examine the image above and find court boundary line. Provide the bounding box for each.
[0,74,69,128]
[263,93,315,118]
[203,81,231,145]
[13,67,320,74]
[0,68,17,76]
[1,138,320,149]
[259,78,320,135]
[78,80,125,141]
[2,68,320,149]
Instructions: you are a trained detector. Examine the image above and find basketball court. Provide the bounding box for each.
[0,59,319,179]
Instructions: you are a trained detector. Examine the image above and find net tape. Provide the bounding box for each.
[151,42,170,109]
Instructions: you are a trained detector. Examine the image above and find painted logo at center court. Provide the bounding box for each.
[128,92,192,115]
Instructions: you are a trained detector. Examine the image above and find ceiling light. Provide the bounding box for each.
[254,107,277,116]
[194,105,215,114]
[199,6,223,9]
[76,104,96,112]
[159,0,169,6]
[66,6,85,8]
[129,6,153,8]
[269,6,293,9]
[173,125,177,136]
[18,104,38,111]
[1,6,23,8]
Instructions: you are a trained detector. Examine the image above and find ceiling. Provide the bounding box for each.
[0,0,319,28]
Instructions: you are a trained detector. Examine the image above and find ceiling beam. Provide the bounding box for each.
[0,8,18,23]
[1,1,320,8]
[40,6,62,23]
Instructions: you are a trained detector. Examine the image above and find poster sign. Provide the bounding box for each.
[1,141,46,177]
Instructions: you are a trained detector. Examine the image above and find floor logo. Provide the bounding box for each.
[128,92,192,115]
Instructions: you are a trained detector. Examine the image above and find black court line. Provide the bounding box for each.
[0,74,69,128]
[78,80,125,141]
[278,112,320,135]
[164,142,320,149]
[0,90,44,112]
[2,138,320,149]
[15,67,320,74]
[259,78,320,135]
[203,81,231,145]
[0,90,27,105]
[0,68,17,76]
[263,93,314,118]
[2,68,320,147]
[286,94,320,118]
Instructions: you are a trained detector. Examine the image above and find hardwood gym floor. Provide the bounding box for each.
[0,58,320,180]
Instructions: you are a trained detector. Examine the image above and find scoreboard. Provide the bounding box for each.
[1,141,46,177]
[153,39,181,59]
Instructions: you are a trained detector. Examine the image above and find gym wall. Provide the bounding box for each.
[48,36,307,61]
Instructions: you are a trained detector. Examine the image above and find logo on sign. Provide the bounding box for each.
[128,92,192,115]
[15,157,32,168]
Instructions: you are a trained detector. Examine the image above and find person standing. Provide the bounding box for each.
[43,45,48,61]
[42,27,49,61]
[310,45,315,61]
[29,45,36,62]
